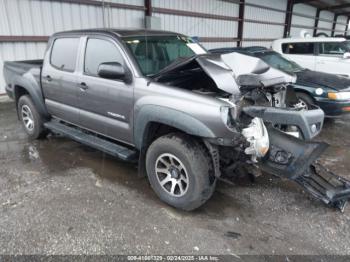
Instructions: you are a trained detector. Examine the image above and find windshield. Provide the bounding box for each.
[254,51,304,73]
[123,35,207,76]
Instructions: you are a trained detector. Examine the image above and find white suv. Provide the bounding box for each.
[272,37,350,77]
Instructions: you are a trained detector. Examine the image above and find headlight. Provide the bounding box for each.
[328,91,350,100]
[242,117,269,162]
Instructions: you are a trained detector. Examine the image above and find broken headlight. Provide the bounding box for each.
[242,117,269,162]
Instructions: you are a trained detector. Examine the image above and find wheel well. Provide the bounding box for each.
[14,86,29,118]
[142,122,184,149]
[295,90,315,103]
[138,122,216,180]
[14,85,29,103]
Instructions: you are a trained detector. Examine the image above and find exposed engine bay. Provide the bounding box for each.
[151,52,350,211]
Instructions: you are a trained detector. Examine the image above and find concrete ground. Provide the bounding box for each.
[0,101,350,256]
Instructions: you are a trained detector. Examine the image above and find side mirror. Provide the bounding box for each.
[98,62,128,81]
[343,52,350,59]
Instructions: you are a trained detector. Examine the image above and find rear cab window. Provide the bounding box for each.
[282,42,315,55]
[50,38,80,72]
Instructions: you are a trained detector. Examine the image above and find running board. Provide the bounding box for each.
[294,163,350,212]
[44,120,138,161]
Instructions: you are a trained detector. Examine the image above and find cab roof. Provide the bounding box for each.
[273,37,347,44]
[52,28,180,38]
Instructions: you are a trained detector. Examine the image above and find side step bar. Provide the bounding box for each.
[294,163,350,212]
[44,120,138,161]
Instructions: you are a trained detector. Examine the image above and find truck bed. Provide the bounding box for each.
[3,60,43,98]
[4,59,43,73]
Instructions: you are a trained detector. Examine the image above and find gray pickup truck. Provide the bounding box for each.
[4,28,350,211]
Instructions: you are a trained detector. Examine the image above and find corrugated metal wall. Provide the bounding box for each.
[1,0,350,94]
[318,11,334,35]
[290,4,317,37]
[243,0,287,48]
[336,16,348,34]
[152,0,239,50]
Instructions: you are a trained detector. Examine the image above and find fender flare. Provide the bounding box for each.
[134,105,216,149]
[13,73,49,118]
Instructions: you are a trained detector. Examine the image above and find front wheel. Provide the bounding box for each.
[295,92,314,111]
[145,133,216,211]
[17,95,47,140]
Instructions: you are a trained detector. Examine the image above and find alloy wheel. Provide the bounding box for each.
[21,105,35,132]
[155,153,189,197]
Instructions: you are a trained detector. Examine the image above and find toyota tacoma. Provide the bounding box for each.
[4,29,350,211]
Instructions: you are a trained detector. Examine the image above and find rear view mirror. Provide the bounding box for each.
[98,62,128,81]
[343,52,350,59]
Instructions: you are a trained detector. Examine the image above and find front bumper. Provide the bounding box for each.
[242,106,324,140]
[315,98,350,117]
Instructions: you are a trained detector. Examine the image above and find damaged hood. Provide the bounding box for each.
[295,69,350,91]
[152,52,296,94]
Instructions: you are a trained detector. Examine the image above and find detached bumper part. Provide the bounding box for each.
[296,163,350,212]
[260,128,350,211]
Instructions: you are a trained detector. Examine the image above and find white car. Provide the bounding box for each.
[272,37,350,77]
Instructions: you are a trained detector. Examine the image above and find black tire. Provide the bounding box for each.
[145,133,216,211]
[17,95,47,140]
[296,92,314,110]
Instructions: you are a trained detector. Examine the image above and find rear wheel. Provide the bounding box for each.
[17,95,47,140]
[145,133,216,211]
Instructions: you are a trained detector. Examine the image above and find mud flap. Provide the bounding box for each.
[260,128,350,211]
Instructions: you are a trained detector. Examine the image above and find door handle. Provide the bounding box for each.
[45,75,52,82]
[79,82,88,91]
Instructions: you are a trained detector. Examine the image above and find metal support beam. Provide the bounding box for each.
[346,17,350,36]
[145,0,152,16]
[322,3,350,11]
[294,0,316,4]
[237,0,245,47]
[331,14,339,37]
[338,12,350,16]
[313,8,321,36]
[284,0,294,38]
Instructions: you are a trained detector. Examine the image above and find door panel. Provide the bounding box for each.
[315,56,344,74]
[42,37,80,124]
[78,76,133,143]
[77,37,134,144]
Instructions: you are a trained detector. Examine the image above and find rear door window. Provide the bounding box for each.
[282,42,315,55]
[50,38,80,72]
[319,42,349,55]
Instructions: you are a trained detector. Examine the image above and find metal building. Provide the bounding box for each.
[1,0,350,95]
